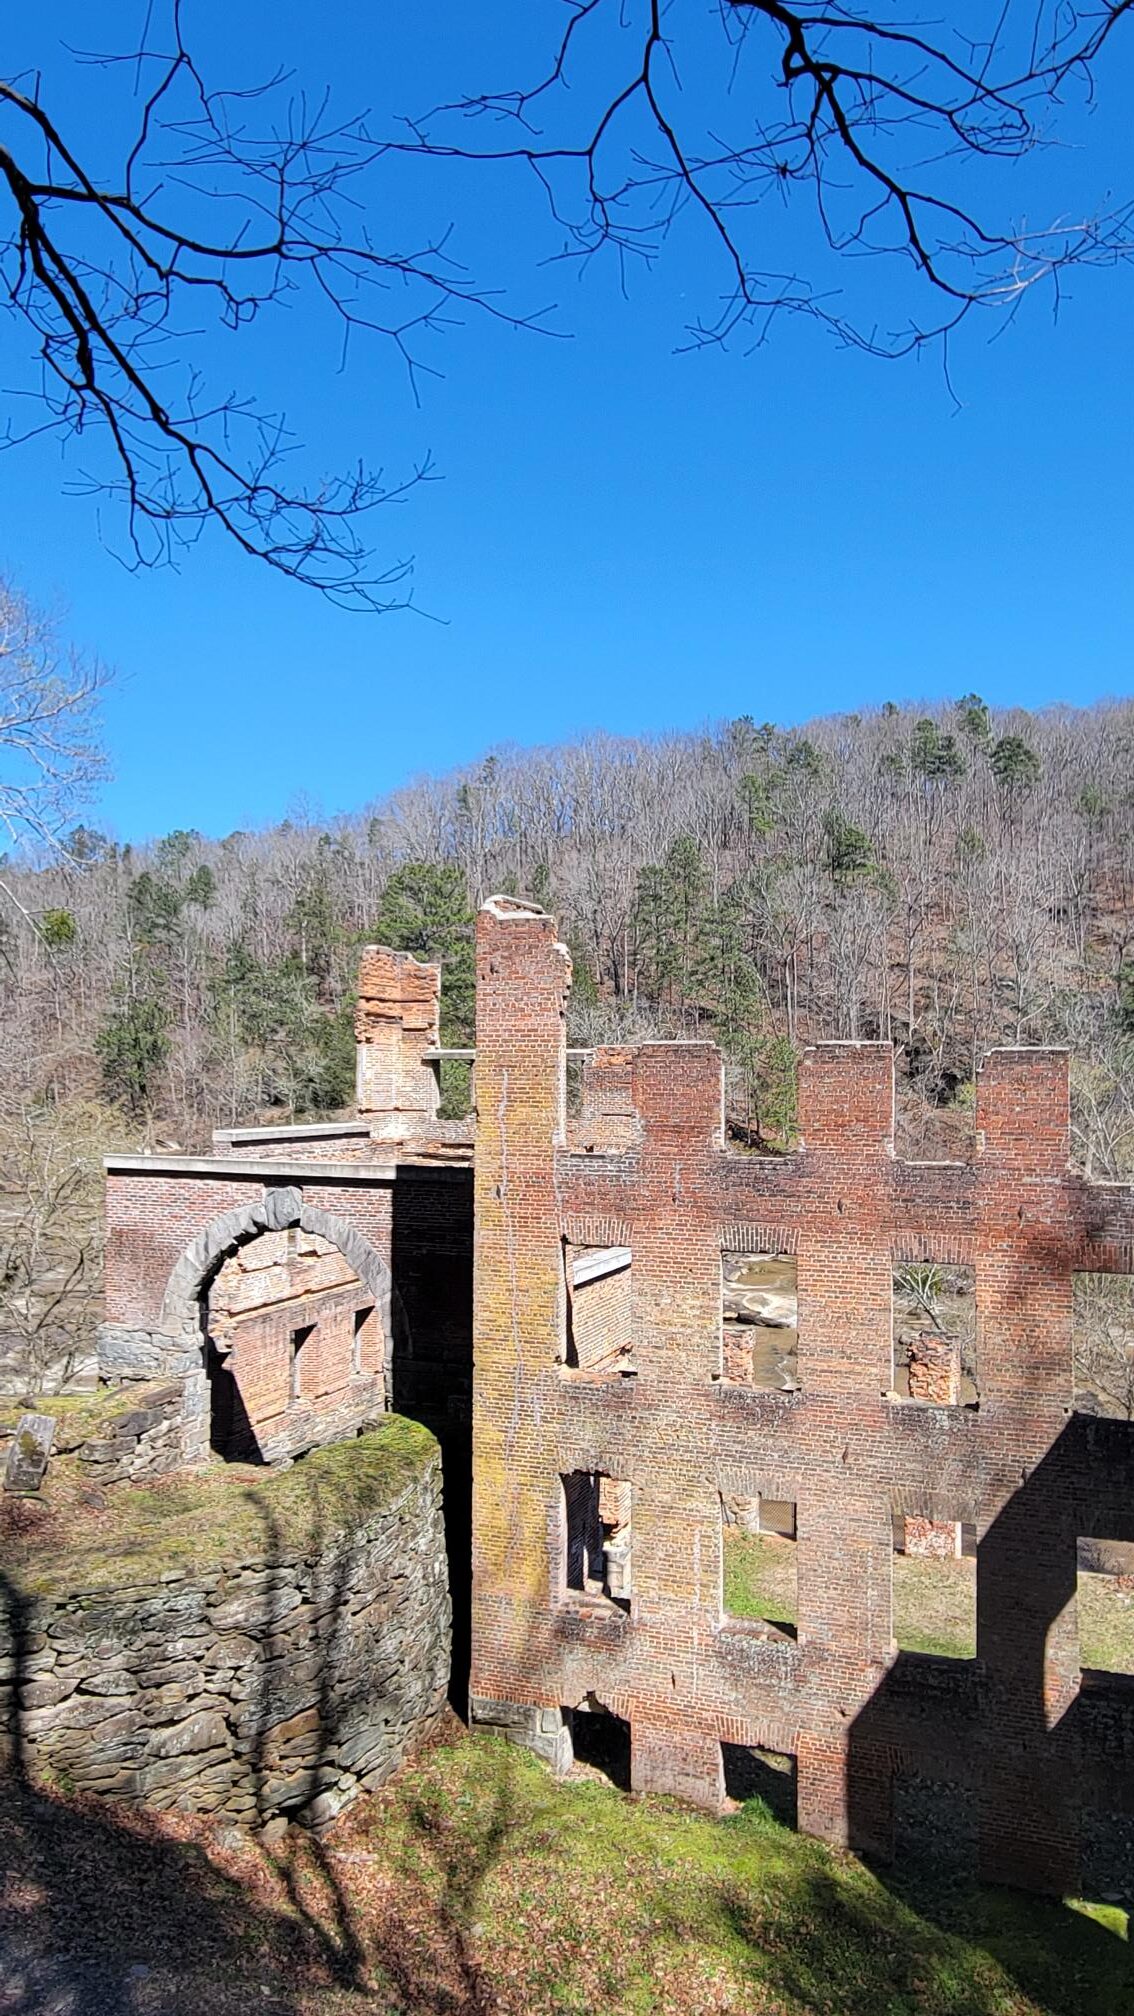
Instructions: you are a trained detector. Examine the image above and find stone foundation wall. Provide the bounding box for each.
[0,1421,450,1830]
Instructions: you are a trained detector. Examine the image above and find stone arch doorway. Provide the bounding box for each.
[159,1189,394,1465]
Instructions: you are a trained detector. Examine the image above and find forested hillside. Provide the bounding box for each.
[3,697,1133,1380]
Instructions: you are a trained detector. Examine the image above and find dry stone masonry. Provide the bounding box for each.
[0,1423,449,1828]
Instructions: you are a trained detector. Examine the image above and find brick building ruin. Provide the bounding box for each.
[96,900,1134,1896]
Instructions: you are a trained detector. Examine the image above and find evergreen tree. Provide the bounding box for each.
[373,863,476,1045]
[96,990,170,1114]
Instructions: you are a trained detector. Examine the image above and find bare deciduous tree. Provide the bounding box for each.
[3,5,1133,598]
[409,1,1134,355]
[1073,1271,1134,1418]
[0,582,107,930]
[0,1102,118,1395]
[0,8,546,608]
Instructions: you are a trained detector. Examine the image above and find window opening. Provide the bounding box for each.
[1077,1536,1134,1681]
[893,1510,976,1659]
[892,1262,977,1404]
[721,1494,797,1639]
[352,1304,374,1377]
[720,1252,798,1389]
[289,1322,314,1402]
[563,1243,634,1375]
[562,1471,632,1610]
[721,1744,797,1824]
[1073,1274,1134,1419]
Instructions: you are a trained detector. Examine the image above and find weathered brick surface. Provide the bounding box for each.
[469,899,1134,1898]
[208,1232,384,1463]
[566,1254,631,1371]
[904,1516,962,1559]
[355,946,441,1137]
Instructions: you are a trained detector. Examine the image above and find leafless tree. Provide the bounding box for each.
[0,6,547,609]
[406,0,1134,358]
[0,1102,115,1395]
[3,5,1133,603]
[1073,1270,1134,1418]
[0,582,107,929]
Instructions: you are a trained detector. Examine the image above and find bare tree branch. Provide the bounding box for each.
[0,7,556,610]
[402,0,1134,357]
[2,5,1131,601]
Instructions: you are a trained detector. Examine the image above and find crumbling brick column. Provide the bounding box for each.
[355,947,441,1140]
[469,898,571,1739]
[907,1333,960,1405]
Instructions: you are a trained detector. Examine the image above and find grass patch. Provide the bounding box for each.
[1079,1570,1134,1675]
[894,1554,976,1660]
[4,1728,1128,2014]
[0,1384,144,1448]
[3,1415,437,1598]
[722,1529,796,1628]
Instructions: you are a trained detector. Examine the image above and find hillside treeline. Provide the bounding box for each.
[4,695,1134,1385]
[4,696,1134,1160]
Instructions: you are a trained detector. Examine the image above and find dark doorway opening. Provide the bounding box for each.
[205,1338,263,1463]
[722,1743,797,1825]
[568,1702,632,1790]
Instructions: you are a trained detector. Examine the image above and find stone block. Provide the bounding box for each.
[3,1414,55,1495]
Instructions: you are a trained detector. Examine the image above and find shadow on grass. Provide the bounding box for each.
[713,1800,1132,2016]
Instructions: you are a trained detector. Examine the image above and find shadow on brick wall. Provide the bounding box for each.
[390,1172,474,1716]
[847,1412,1134,1909]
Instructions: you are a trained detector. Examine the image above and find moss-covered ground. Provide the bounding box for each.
[0,1415,436,1597]
[0,1727,1129,2014]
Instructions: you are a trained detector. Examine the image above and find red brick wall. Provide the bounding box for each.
[470,901,1134,1896]
[567,1258,631,1371]
[208,1230,383,1454]
[104,1171,394,1333]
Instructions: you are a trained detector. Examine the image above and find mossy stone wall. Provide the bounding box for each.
[0,1419,450,1829]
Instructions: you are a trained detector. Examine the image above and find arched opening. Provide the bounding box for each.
[159,1191,393,1467]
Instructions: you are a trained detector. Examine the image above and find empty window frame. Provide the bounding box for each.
[1077,1536,1134,1681]
[561,1472,632,1610]
[721,1253,798,1390]
[892,1511,976,1659]
[721,1495,797,1639]
[289,1322,315,1401]
[351,1304,375,1377]
[563,1244,633,1375]
[1073,1274,1134,1420]
[891,1262,977,1405]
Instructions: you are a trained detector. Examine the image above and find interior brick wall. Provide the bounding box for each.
[567,1259,631,1371]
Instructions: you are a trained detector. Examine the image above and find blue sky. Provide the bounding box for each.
[2,4,1131,843]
